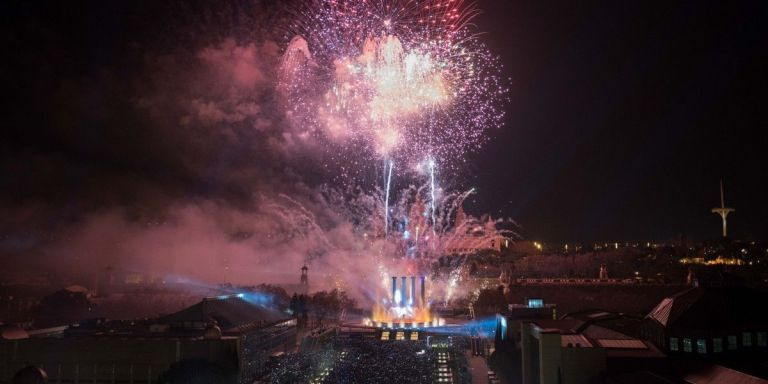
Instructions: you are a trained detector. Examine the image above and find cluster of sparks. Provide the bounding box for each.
[274,1,511,309]
[279,0,506,171]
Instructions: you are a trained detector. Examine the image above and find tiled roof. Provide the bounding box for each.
[596,339,648,349]
[647,286,768,330]
[648,297,674,326]
[684,364,768,384]
[561,334,593,348]
[647,287,704,327]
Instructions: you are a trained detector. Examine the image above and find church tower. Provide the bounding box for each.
[300,265,308,286]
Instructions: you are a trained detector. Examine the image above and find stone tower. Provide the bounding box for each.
[300,265,308,286]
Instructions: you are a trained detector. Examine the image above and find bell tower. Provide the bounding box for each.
[300,265,308,286]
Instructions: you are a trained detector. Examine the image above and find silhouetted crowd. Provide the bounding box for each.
[262,349,335,383]
[265,338,439,384]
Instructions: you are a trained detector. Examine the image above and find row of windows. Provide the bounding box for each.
[669,332,767,353]
[380,331,420,340]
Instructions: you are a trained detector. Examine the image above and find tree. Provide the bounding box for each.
[474,288,507,315]
[299,295,308,327]
[289,293,299,316]
[307,289,359,325]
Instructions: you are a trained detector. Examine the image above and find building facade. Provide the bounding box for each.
[1,295,296,383]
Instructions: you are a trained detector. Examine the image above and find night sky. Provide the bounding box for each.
[1,0,766,251]
[470,0,767,242]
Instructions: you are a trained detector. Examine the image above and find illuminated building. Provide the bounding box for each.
[508,298,558,320]
[370,275,439,328]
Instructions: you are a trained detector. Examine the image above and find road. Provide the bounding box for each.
[464,351,490,384]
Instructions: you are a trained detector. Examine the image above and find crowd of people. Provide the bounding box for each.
[260,348,337,383]
[262,336,468,384]
[323,338,435,383]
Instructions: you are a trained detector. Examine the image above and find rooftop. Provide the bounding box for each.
[684,364,768,384]
[529,310,665,358]
[646,285,768,331]
[159,295,290,334]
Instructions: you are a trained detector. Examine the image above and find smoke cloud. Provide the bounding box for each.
[0,1,504,309]
[0,1,361,291]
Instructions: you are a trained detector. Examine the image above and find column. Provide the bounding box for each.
[420,276,426,307]
[410,276,416,306]
[392,276,397,305]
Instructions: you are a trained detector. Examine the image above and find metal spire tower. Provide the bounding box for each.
[711,180,734,238]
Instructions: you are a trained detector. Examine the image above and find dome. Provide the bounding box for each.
[1,325,29,340]
[203,324,222,340]
[65,285,89,294]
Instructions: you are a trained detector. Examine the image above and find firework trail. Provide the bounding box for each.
[384,160,394,235]
[428,155,436,233]
[266,183,515,304]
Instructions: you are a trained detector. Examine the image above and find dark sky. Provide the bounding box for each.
[468,0,767,243]
[1,0,766,247]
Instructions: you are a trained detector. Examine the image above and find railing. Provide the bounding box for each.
[512,277,638,285]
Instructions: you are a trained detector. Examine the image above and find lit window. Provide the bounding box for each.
[758,332,767,347]
[683,338,692,352]
[499,316,507,340]
[527,298,544,308]
[696,339,707,354]
[713,338,723,353]
[728,335,738,350]
[743,332,752,347]
[669,337,679,351]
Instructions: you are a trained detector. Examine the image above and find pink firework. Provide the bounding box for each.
[279,0,506,172]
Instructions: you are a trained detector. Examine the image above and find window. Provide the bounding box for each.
[713,338,723,353]
[499,316,507,340]
[683,338,693,352]
[669,337,679,351]
[758,332,767,347]
[527,298,544,308]
[743,332,752,347]
[696,339,707,354]
[728,335,738,350]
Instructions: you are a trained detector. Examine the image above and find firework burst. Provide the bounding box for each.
[279,0,507,173]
